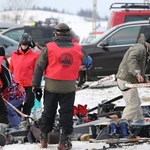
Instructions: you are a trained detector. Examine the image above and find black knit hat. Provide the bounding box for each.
[55,23,70,32]
[19,33,32,46]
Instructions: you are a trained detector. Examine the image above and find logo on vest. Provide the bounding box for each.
[59,53,73,67]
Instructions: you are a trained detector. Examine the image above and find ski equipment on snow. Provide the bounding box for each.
[3,97,34,121]
[82,74,116,89]
[89,137,150,143]
[125,83,150,88]
[88,95,123,113]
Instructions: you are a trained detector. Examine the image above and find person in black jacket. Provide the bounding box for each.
[32,23,92,149]
[0,47,12,142]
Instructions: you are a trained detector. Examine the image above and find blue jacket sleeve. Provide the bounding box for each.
[82,55,92,69]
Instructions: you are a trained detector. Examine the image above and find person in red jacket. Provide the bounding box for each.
[32,23,92,149]
[9,33,41,116]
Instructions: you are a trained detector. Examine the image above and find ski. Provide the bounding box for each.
[73,117,111,134]
[82,74,116,89]
[89,137,150,144]
[125,83,150,88]
[3,97,34,121]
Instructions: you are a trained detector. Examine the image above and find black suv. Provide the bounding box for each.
[1,25,79,47]
[1,26,55,47]
[81,20,150,80]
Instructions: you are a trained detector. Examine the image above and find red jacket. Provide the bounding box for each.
[9,49,40,87]
[44,42,82,80]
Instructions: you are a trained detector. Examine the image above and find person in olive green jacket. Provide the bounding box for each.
[116,33,150,123]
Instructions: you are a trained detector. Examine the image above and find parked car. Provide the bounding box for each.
[1,25,80,47]
[108,3,150,29]
[0,34,18,57]
[80,31,104,44]
[0,22,19,32]
[81,20,150,80]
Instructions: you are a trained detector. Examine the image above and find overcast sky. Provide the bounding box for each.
[0,0,146,17]
[36,0,144,17]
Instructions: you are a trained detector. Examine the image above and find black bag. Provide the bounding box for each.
[27,123,40,143]
[0,63,12,92]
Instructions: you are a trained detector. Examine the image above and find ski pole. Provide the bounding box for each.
[88,95,123,113]
[3,96,35,121]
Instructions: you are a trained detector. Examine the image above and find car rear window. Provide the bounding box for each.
[26,27,54,38]
[125,15,150,23]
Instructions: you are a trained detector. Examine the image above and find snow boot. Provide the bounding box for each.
[109,122,119,138]
[58,129,72,150]
[120,121,129,138]
[40,133,48,148]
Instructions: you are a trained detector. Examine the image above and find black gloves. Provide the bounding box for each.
[33,88,42,101]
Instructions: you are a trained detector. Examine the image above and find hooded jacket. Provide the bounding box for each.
[116,34,149,83]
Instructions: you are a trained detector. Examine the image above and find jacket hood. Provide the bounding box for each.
[138,33,146,45]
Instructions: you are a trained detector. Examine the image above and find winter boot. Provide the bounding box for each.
[119,120,130,138]
[40,133,48,148]
[58,129,72,150]
[109,122,119,138]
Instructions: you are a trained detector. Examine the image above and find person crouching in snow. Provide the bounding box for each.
[0,46,26,129]
[0,48,12,144]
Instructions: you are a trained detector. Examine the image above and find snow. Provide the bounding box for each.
[0,10,150,150]
[2,84,150,150]
[2,141,150,150]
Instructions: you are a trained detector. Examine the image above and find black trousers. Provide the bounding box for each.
[22,87,35,115]
[39,90,75,135]
[0,95,8,124]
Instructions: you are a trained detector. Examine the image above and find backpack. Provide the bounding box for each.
[0,58,12,92]
[2,79,26,102]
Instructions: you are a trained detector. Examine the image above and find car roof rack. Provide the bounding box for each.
[110,3,150,10]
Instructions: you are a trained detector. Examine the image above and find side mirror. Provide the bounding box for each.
[100,39,109,47]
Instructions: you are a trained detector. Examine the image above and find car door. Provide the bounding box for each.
[87,25,142,79]
[0,35,18,57]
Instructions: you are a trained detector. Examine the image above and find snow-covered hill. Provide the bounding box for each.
[0,10,107,40]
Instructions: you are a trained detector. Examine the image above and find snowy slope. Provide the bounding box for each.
[0,10,107,40]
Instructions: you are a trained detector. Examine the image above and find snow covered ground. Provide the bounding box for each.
[2,84,150,150]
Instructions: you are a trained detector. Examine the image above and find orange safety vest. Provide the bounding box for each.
[44,42,82,80]
[9,49,40,87]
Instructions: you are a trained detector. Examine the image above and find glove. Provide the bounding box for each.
[83,56,92,70]
[33,88,42,102]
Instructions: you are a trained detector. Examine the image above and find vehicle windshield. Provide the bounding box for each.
[82,26,118,45]
[81,33,103,44]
